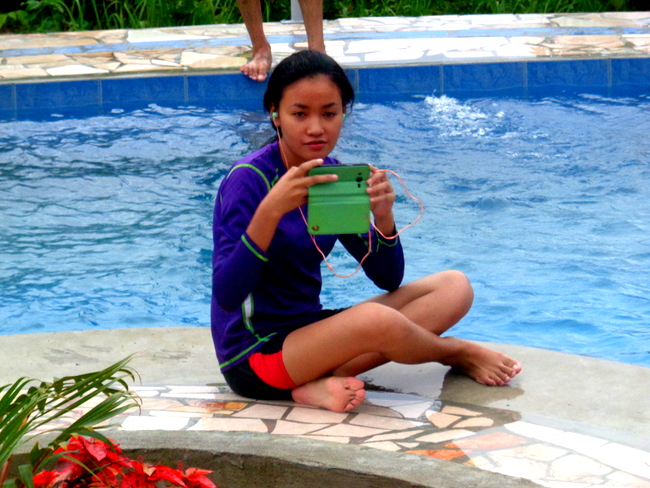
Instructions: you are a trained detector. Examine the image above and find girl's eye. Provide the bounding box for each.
[293,112,305,117]
[324,112,337,117]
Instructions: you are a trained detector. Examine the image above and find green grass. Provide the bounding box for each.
[0,0,642,34]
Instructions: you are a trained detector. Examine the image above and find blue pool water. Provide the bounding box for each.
[1,94,649,366]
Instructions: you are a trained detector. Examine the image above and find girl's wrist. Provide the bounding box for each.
[374,213,396,236]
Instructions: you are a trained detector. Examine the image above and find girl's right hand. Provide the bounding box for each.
[260,159,338,220]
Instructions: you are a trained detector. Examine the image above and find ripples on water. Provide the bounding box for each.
[1,96,649,366]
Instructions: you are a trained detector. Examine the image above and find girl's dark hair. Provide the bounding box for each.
[263,50,355,115]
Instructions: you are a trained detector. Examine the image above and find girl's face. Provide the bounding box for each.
[273,74,345,168]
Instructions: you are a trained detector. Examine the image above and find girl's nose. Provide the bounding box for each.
[307,116,324,135]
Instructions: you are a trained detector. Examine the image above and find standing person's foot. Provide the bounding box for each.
[291,376,366,412]
[241,44,272,82]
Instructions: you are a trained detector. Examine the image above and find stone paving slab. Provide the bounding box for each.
[1,12,649,82]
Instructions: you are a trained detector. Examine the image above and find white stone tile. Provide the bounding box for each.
[311,424,387,438]
[441,406,482,417]
[398,442,419,449]
[426,411,460,428]
[189,417,268,433]
[350,413,424,430]
[553,431,609,452]
[416,429,475,443]
[486,453,549,481]
[233,403,287,420]
[582,442,650,480]
[455,417,494,428]
[114,64,167,72]
[367,430,425,442]
[212,392,251,401]
[391,401,433,419]
[127,29,209,43]
[120,415,189,431]
[443,51,495,59]
[352,404,403,418]
[286,407,348,424]
[549,453,612,480]
[505,421,563,443]
[271,420,330,435]
[364,441,402,452]
[167,385,219,393]
[46,65,108,76]
[161,393,219,400]
[0,66,48,79]
[329,55,362,64]
[495,43,544,58]
[149,410,211,418]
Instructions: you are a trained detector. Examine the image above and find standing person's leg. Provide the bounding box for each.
[237,0,272,81]
[297,0,325,53]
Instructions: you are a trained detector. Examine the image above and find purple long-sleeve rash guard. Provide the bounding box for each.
[211,141,405,372]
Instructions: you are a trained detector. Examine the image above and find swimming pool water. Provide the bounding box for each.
[1,94,649,367]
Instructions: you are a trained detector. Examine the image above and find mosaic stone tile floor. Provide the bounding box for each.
[40,385,650,488]
[1,12,650,81]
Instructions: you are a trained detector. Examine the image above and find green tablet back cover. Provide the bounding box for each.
[307,164,371,235]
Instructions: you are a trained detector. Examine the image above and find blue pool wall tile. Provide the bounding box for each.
[102,76,186,107]
[187,73,266,105]
[527,59,610,94]
[0,84,16,116]
[357,65,442,99]
[16,80,100,112]
[3,56,650,119]
[611,58,650,88]
[442,62,526,96]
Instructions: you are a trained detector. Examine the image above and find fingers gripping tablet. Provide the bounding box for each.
[307,164,371,235]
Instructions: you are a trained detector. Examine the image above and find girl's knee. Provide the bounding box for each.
[442,269,474,314]
[350,302,409,343]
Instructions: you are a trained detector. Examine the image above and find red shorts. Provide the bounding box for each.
[248,350,297,390]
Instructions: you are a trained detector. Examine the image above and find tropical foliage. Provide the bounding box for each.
[0,357,139,488]
[0,0,644,34]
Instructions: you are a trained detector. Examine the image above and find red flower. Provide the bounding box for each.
[183,467,217,488]
[31,436,218,488]
[32,470,62,488]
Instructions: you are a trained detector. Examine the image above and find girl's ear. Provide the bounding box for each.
[270,106,279,126]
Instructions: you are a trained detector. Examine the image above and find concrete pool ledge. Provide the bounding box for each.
[2,328,650,487]
[1,12,650,84]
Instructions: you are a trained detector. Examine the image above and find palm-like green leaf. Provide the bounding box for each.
[0,356,140,487]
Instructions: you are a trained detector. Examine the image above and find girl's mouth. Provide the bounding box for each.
[306,141,326,151]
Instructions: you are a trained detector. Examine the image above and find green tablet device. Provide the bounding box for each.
[307,164,371,235]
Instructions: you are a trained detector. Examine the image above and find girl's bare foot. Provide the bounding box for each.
[291,376,366,412]
[444,338,522,386]
[240,45,272,82]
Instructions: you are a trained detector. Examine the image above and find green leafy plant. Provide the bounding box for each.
[0,356,140,488]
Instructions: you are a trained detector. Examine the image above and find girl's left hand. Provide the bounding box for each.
[367,166,396,236]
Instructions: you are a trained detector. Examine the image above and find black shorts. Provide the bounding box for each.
[223,308,347,401]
